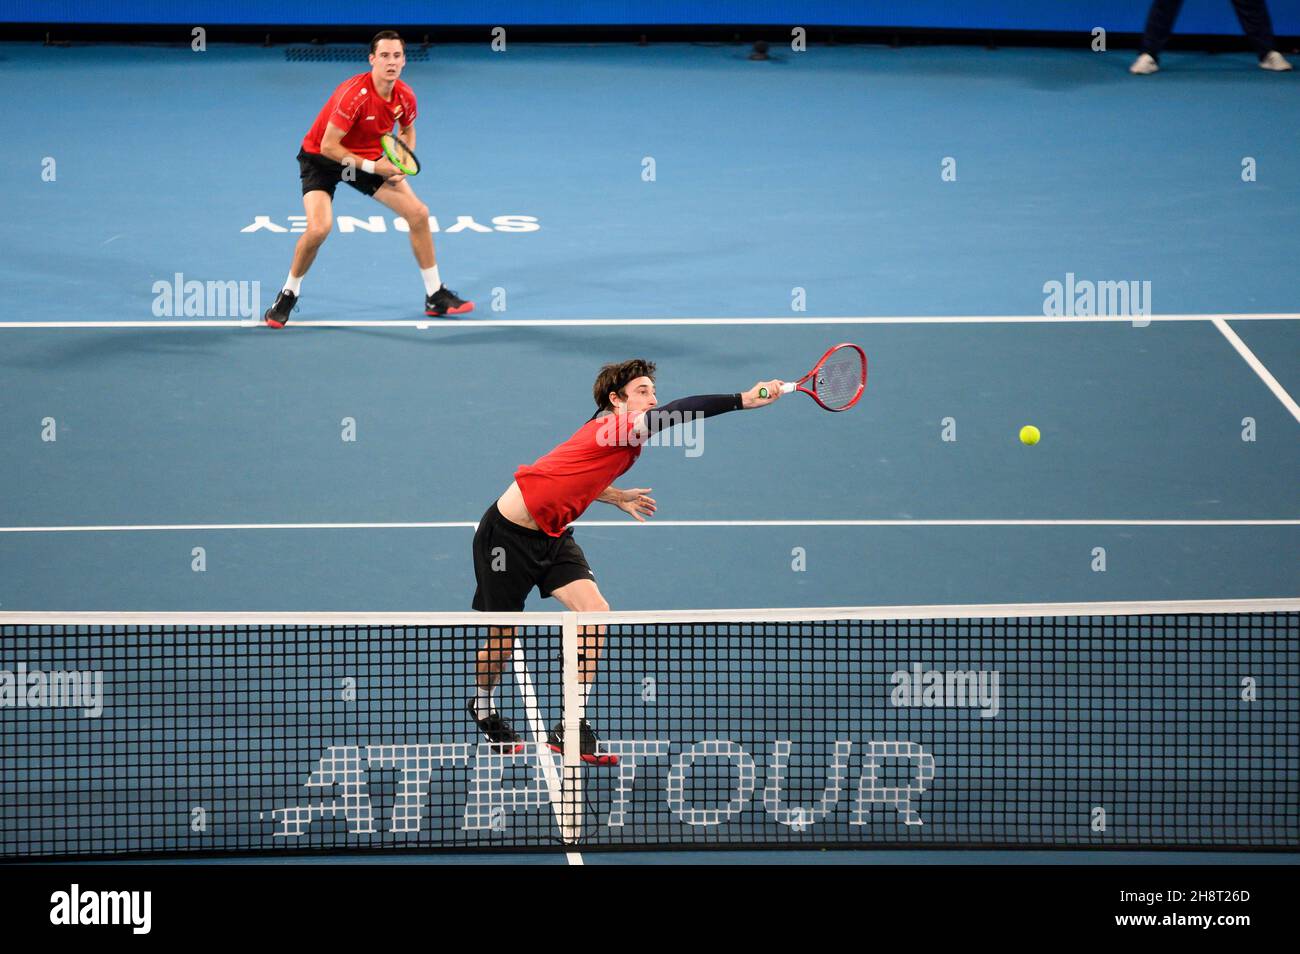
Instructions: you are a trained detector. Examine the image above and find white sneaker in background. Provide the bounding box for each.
[1259,51,1294,71]
[1129,53,1159,75]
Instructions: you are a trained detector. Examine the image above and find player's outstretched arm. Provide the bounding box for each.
[631,383,785,439]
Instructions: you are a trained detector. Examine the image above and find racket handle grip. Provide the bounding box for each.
[758,382,797,399]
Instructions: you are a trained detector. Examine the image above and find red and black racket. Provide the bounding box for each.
[761,343,867,411]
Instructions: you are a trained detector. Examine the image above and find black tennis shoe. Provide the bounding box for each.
[468,700,524,754]
[547,718,619,766]
[264,289,298,328]
[425,285,474,317]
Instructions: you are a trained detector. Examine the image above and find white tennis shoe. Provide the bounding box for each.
[1260,51,1293,71]
[1129,53,1159,75]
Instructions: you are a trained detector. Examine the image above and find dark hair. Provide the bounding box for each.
[593,358,657,412]
[370,31,405,54]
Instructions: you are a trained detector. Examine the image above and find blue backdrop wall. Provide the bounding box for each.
[4,0,1300,32]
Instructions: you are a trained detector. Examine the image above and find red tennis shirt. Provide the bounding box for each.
[515,414,645,536]
[301,72,417,160]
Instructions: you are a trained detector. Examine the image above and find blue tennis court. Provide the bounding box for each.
[1,33,1297,867]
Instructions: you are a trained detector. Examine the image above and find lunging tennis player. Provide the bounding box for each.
[469,359,783,764]
[263,31,472,327]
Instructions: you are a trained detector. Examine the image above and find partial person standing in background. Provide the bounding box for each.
[1131,0,1293,73]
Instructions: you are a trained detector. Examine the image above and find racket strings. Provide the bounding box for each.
[383,134,418,173]
[813,348,864,410]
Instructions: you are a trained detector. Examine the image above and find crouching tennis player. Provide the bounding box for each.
[469,359,783,764]
[263,30,472,327]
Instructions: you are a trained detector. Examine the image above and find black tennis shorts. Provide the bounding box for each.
[296,147,387,199]
[471,502,595,612]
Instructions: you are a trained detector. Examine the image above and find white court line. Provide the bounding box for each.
[1212,317,1300,425]
[0,312,1298,329]
[507,641,582,866]
[0,519,1295,533]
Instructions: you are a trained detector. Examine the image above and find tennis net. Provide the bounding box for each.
[2,600,1297,859]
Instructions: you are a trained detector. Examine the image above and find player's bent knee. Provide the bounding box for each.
[304,224,331,244]
[406,204,430,227]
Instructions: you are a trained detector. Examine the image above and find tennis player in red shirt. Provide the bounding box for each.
[469,359,784,764]
[264,31,472,327]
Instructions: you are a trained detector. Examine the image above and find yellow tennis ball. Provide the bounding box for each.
[1019,425,1041,446]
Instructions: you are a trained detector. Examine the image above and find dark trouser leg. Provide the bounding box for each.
[1142,0,1186,59]
[1229,0,1278,58]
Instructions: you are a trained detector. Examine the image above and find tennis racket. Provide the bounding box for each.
[760,342,867,411]
[379,132,420,176]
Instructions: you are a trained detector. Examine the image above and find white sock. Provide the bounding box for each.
[420,265,442,297]
[283,273,303,296]
[473,686,495,720]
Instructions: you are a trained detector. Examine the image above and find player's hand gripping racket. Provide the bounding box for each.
[760,343,867,411]
[379,132,420,176]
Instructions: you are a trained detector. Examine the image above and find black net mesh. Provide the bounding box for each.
[284,46,431,62]
[1,609,1296,859]
[581,614,1298,850]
